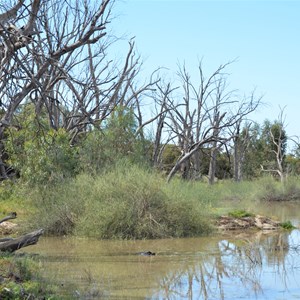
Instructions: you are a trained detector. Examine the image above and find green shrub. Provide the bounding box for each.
[78,107,151,175]
[75,164,212,239]
[5,104,79,186]
[27,163,212,239]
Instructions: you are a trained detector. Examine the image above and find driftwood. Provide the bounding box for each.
[0,229,44,252]
[217,215,281,231]
[0,212,43,252]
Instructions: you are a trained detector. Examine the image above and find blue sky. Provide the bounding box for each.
[111,0,300,144]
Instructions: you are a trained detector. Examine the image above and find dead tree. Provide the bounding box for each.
[207,76,236,184]
[230,92,262,182]
[232,120,252,182]
[260,108,287,183]
[166,61,232,182]
[148,81,179,169]
[0,0,114,178]
[0,0,161,179]
[165,61,261,183]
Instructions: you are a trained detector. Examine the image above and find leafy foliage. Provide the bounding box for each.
[240,120,288,179]
[5,104,78,185]
[79,106,150,174]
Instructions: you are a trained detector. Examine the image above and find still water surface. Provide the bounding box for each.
[24,202,300,299]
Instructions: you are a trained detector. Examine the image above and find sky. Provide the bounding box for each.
[110,0,300,146]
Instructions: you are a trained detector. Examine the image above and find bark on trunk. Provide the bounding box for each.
[208,145,217,185]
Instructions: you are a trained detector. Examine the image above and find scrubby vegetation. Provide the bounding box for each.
[23,163,212,239]
[1,1,300,298]
[0,253,59,299]
[256,176,300,201]
[2,163,300,240]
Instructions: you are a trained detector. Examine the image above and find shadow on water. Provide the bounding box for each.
[23,229,300,299]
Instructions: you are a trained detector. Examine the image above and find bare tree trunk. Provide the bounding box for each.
[233,124,242,182]
[233,135,242,182]
[0,158,8,180]
[208,143,217,185]
[191,150,201,179]
[151,84,171,168]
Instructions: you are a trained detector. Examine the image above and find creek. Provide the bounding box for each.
[23,201,300,299]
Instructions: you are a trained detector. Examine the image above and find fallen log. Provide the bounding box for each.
[0,212,17,224]
[0,212,43,252]
[0,229,44,252]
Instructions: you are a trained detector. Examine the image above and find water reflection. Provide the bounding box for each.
[23,229,300,299]
[154,230,300,300]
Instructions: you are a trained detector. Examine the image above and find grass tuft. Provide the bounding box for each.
[228,209,255,218]
[280,220,295,230]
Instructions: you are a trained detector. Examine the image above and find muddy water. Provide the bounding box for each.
[24,202,300,299]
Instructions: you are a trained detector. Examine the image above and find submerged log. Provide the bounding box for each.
[0,229,44,252]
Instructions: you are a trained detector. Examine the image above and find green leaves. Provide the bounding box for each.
[6,104,78,185]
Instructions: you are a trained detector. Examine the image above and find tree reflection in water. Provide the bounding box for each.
[152,230,300,300]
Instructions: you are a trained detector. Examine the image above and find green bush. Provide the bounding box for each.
[5,104,78,186]
[27,163,212,239]
[75,163,212,239]
[78,106,151,175]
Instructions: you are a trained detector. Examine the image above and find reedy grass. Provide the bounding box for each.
[26,164,213,239]
[255,176,300,201]
[75,165,213,239]
[4,165,300,239]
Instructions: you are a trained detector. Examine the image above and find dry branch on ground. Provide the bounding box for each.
[217,215,281,231]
